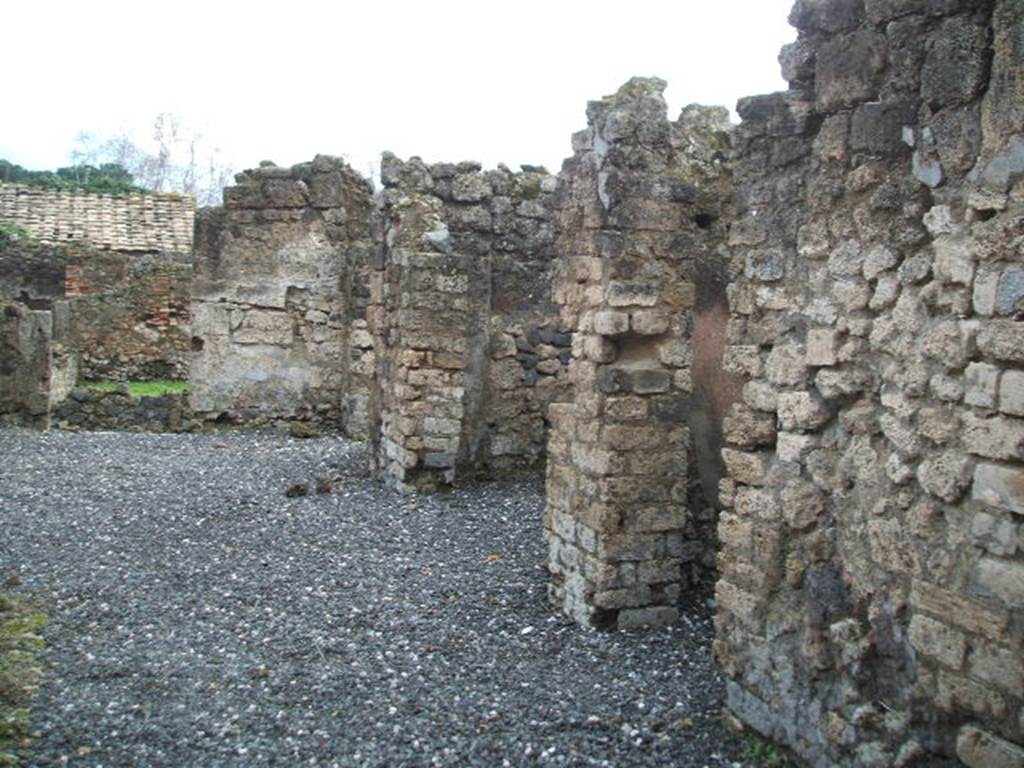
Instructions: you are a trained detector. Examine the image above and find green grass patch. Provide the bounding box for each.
[742,735,793,767]
[82,380,188,397]
[0,590,47,766]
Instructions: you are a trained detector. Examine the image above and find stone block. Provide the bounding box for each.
[630,369,672,394]
[963,413,1024,461]
[593,311,630,336]
[1001,370,1024,417]
[956,726,1024,768]
[450,174,491,202]
[968,641,1024,697]
[996,267,1024,316]
[722,346,763,377]
[815,30,888,111]
[777,391,831,431]
[911,579,1010,641]
[933,237,976,287]
[715,580,762,627]
[593,585,651,610]
[607,282,658,308]
[850,100,916,155]
[978,321,1024,364]
[766,344,808,387]
[743,381,778,412]
[806,328,839,367]
[917,451,972,502]
[630,310,669,335]
[744,248,785,282]
[722,404,776,448]
[921,16,990,108]
[722,449,769,486]
[974,557,1024,609]
[965,362,1001,408]
[828,239,864,277]
[734,487,779,521]
[971,511,1019,556]
[617,606,678,630]
[863,244,900,281]
[973,463,1024,515]
[777,431,818,462]
[781,479,824,530]
[939,670,1008,720]
[908,614,966,670]
[974,269,1000,317]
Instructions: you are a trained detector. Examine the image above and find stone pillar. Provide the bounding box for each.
[370,176,473,492]
[0,301,75,428]
[545,79,731,629]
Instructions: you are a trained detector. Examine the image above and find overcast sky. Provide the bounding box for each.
[4,0,796,181]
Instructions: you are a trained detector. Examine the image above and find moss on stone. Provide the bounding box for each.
[0,591,47,766]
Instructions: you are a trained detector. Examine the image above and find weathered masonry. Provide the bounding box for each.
[0,300,75,429]
[368,156,571,491]
[715,1,1024,766]
[189,158,375,433]
[544,79,733,629]
[0,185,194,381]
[3,0,1021,762]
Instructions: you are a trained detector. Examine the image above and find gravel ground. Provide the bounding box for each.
[0,429,755,768]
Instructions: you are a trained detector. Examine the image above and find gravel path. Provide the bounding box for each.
[0,429,752,768]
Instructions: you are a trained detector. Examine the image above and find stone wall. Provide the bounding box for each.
[368,155,570,492]
[716,1,1024,765]
[52,388,192,433]
[0,301,76,428]
[189,157,375,432]
[543,79,733,629]
[0,241,191,380]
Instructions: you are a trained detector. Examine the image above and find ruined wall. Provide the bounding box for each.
[0,240,191,381]
[0,301,76,428]
[544,79,733,629]
[189,157,374,431]
[369,156,570,491]
[717,1,1024,765]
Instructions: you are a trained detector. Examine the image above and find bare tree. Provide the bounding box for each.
[68,115,234,206]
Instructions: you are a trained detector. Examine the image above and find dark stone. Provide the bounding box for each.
[653,397,690,423]
[667,180,698,203]
[262,179,310,208]
[805,565,854,627]
[630,369,672,394]
[815,30,889,111]
[921,15,990,108]
[850,100,917,155]
[927,104,983,176]
[790,0,866,33]
[552,331,573,347]
[780,39,817,86]
[597,367,630,395]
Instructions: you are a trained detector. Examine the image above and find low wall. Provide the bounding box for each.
[52,388,192,433]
